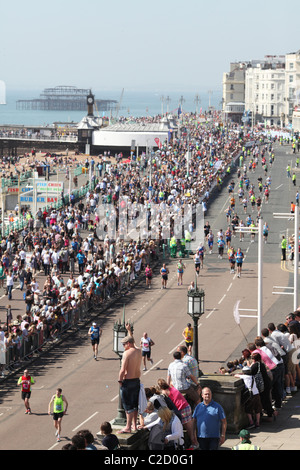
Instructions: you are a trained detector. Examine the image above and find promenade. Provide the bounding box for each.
[0,127,299,451]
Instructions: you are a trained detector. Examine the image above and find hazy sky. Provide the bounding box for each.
[1,0,299,94]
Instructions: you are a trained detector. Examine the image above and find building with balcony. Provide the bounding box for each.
[245,56,285,127]
[222,62,249,123]
[223,52,300,128]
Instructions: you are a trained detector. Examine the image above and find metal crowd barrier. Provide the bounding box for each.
[0,254,146,372]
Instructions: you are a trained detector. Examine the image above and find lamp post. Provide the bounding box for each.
[112,305,133,426]
[187,279,205,375]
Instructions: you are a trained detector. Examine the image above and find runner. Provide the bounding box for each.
[250,221,256,243]
[182,323,194,355]
[263,222,269,243]
[145,264,153,289]
[177,259,186,286]
[88,322,103,360]
[197,243,205,269]
[17,369,35,414]
[225,226,232,248]
[48,388,68,442]
[217,235,225,260]
[160,263,169,289]
[194,251,201,276]
[207,230,214,254]
[235,248,244,278]
[140,332,154,371]
[228,245,236,274]
[239,220,245,242]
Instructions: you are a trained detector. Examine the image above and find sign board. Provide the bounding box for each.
[21,187,33,193]
[20,196,57,204]
[47,196,57,203]
[7,187,19,193]
[20,196,33,203]
[36,182,63,192]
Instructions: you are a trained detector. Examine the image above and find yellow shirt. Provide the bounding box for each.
[184,327,193,343]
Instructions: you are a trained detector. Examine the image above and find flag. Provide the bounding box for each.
[154,137,161,148]
[233,300,240,325]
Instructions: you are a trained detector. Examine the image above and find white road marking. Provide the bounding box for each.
[72,411,99,432]
[218,294,226,304]
[165,323,175,334]
[143,359,163,376]
[206,308,216,319]
[48,442,60,450]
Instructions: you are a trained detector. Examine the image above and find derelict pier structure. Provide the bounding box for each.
[16,86,117,112]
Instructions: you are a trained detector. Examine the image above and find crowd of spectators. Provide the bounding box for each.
[217,311,300,429]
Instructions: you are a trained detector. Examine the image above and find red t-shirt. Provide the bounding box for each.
[19,375,33,392]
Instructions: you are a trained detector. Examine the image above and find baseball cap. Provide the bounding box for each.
[239,429,250,439]
[121,336,134,344]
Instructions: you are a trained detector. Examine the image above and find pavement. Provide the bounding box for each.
[221,390,300,450]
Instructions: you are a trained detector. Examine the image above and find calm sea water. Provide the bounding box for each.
[0,88,222,127]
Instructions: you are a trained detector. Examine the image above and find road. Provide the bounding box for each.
[0,141,299,450]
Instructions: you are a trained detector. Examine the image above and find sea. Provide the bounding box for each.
[0,88,222,127]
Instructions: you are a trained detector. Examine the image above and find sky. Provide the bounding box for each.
[0,0,299,95]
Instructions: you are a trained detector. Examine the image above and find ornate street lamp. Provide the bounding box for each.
[187,278,205,375]
[112,305,133,426]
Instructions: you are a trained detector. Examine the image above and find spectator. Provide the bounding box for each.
[192,387,227,450]
[167,351,201,408]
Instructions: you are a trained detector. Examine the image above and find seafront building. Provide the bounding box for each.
[222,50,300,130]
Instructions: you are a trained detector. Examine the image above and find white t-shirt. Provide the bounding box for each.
[141,336,152,352]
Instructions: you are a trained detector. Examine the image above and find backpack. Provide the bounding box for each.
[254,362,264,393]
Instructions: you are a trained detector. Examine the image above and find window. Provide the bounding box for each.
[289,88,295,99]
[271,94,274,101]
[289,75,294,83]
[290,63,294,70]
[230,84,234,90]
[271,105,274,116]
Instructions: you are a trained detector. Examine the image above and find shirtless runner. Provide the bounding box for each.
[118,324,142,433]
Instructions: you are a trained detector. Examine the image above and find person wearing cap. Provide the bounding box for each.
[118,325,142,434]
[232,429,261,450]
[88,322,102,360]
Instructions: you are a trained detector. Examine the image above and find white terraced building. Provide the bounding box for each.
[223,50,300,129]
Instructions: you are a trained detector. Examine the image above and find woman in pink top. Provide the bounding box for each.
[247,341,279,370]
[157,378,198,449]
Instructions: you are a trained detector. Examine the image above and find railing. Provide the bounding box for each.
[1,171,34,188]
[0,255,147,372]
[1,178,97,237]
[0,133,78,143]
